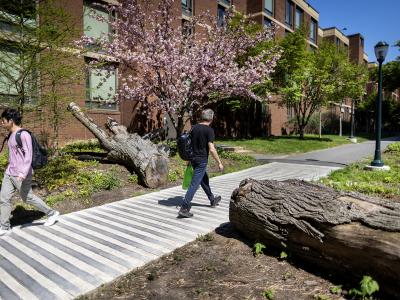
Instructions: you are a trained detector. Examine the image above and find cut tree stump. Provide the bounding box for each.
[230,179,400,298]
[67,102,168,188]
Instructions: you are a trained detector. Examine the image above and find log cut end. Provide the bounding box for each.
[229,178,400,298]
[143,154,169,188]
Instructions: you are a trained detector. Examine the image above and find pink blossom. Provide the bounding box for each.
[77,0,281,132]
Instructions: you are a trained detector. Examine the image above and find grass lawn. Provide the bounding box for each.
[216,134,369,155]
[320,142,400,200]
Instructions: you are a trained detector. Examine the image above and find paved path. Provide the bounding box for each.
[0,162,340,300]
[254,137,400,167]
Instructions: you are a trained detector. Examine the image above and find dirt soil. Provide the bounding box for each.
[78,223,347,300]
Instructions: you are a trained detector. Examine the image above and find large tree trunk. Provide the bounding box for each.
[68,102,168,188]
[230,179,400,298]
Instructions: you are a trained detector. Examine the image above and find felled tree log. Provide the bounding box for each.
[230,179,400,298]
[67,102,168,188]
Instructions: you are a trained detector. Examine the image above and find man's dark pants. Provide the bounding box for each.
[182,160,214,209]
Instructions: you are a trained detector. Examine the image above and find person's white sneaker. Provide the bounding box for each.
[44,211,60,226]
[0,228,11,236]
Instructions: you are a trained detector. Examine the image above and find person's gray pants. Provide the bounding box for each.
[0,174,53,230]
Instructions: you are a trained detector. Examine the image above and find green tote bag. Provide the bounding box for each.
[182,163,194,190]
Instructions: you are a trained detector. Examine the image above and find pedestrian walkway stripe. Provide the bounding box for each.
[0,162,339,299]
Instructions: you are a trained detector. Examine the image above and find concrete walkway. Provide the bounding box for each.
[0,162,340,300]
[253,137,399,167]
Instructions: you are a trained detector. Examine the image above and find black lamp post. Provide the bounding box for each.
[371,41,389,167]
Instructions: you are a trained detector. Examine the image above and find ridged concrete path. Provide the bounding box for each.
[0,162,340,300]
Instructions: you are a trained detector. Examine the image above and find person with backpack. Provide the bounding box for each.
[0,108,59,236]
[178,109,223,218]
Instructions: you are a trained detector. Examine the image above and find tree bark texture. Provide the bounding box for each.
[230,179,400,298]
[67,102,168,188]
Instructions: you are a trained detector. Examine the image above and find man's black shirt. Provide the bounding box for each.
[191,124,215,164]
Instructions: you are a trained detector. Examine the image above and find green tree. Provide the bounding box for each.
[369,41,400,92]
[277,30,367,139]
[37,49,82,149]
[377,61,400,92]
[0,0,78,117]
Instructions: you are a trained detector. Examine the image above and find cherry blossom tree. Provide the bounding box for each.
[78,0,281,135]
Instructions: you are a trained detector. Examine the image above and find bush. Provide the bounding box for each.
[168,166,185,182]
[217,149,256,164]
[77,170,121,193]
[128,174,138,184]
[0,151,8,179]
[385,142,400,153]
[62,140,104,153]
[35,155,96,191]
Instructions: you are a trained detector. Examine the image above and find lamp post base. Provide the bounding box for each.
[348,137,357,143]
[364,165,390,171]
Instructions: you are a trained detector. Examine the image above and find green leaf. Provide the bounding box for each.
[360,275,379,296]
[253,242,266,256]
[329,285,342,295]
[279,251,288,260]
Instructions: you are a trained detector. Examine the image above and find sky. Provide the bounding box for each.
[307,0,400,62]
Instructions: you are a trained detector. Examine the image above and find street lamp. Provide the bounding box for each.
[370,41,389,168]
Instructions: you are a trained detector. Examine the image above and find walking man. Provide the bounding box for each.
[179,109,223,218]
[0,108,59,236]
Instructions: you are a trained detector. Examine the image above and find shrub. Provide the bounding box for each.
[62,140,104,153]
[35,155,94,191]
[385,142,400,153]
[128,174,138,184]
[349,275,379,300]
[196,233,214,242]
[0,151,9,179]
[217,149,256,164]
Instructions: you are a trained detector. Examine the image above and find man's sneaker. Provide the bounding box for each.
[0,228,11,236]
[178,208,193,218]
[211,195,221,208]
[44,211,60,226]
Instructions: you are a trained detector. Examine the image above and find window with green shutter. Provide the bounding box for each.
[86,63,118,110]
[83,1,110,40]
[0,47,19,96]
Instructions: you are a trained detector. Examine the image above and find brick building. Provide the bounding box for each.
[0,0,374,142]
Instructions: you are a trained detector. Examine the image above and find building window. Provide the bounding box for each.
[182,0,192,17]
[0,47,19,97]
[0,1,36,34]
[264,0,273,16]
[285,0,293,27]
[217,5,226,27]
[336,37,340,48]
[360,37,364,48]
[287,104,294,120]
[264,17,272,29]
[218,0,231,6]
[295,7,302,29]
[0,46,37,104]
[83,1,111,40]
[86,62,118,110]
[309,18,317,43]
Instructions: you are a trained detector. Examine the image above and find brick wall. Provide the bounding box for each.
[269,95,288,135]
[348,34,364,65]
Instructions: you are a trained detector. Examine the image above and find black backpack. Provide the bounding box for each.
[177,130,193,161]
[0,129,48,169]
